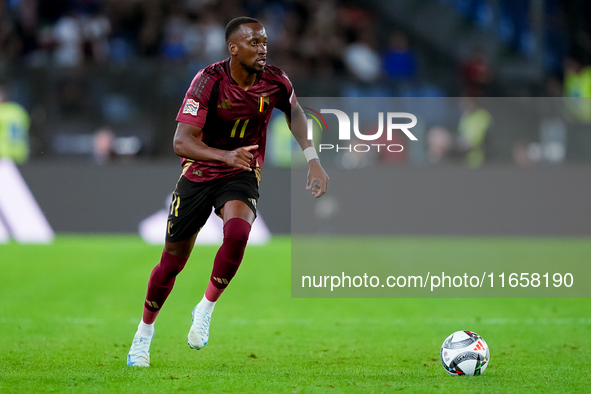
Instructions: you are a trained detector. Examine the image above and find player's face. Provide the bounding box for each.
[232,23,268,74]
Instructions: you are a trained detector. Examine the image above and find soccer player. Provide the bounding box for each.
[127,17,329,367]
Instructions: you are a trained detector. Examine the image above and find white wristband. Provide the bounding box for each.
[303,146,319,162]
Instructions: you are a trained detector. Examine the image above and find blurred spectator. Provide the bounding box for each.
[339,2,381,85]
[499,0,531,54]
[199,9,227,64]
[344,40,381,83]
[563,56,591,97]
[372,123,408,165]
[92,126,114,165]
[183,18,204,61]
[0,0,20,62]
[425,100,489,169]
[0,0,389,84]
[382,31,417,81]
[457,97,492,168]
[0,85,30,164]
[426,126,452,165]
[136,0,161,57]
[53,11,84,67]
[107,0,142,61]
[539,117,566,164]
[13,0,39,59]
[82,7,111,63]
[512,139,536,167]
[338,1,373,32]
[267,114,294,168]
[562,56,591,123]
[461,48,493,96]
[160,1,188,60]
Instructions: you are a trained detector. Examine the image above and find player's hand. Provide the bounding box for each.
[223,145,258,171]
[306,159,329,198]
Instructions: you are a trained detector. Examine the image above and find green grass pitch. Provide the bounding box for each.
[1,235,590,393]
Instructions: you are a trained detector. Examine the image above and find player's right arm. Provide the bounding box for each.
[173,122,257,172]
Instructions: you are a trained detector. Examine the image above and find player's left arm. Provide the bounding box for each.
[286,102,329,198]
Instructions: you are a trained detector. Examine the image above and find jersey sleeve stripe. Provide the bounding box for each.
[190,72,210,100]
[188,61,226,100]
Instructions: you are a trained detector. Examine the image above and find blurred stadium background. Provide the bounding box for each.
[1,3,590,392]
[0,0,590,235]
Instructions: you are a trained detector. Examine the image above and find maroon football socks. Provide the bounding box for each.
[143,250,189,324]
[142,217,251,324]
[206,218,251,302]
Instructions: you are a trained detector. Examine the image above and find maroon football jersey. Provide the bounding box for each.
[175,58,296,182]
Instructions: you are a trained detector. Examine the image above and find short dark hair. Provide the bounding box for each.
[225,17,261,44]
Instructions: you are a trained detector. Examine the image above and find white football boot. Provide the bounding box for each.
[127,331,154,367]
[187,306,211,350]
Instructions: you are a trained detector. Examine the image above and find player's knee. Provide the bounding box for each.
[223,218,251,253]
[166,260,187,277]
[157,250,189,278]
[223,218,251,242]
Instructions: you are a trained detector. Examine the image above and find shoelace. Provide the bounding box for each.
[129,335,151,359]
[193,311,211,336]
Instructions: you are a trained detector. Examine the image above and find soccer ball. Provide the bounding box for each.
[440,330,489,376]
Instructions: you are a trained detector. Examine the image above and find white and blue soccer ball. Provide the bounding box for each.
[440,330,490,376]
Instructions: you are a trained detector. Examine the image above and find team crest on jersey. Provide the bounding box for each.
[182,99,199,116]
[258,96,269,113]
